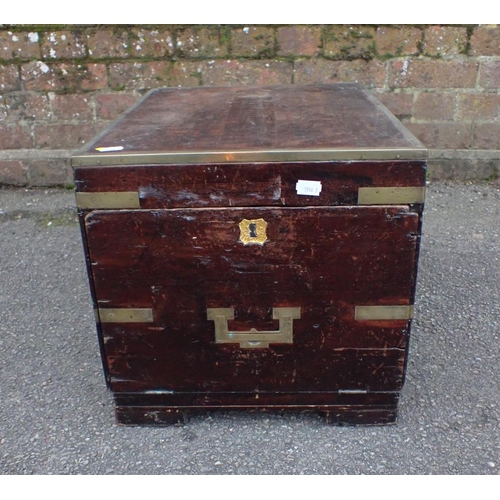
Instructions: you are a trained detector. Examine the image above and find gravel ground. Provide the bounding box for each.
[0,182,499,475]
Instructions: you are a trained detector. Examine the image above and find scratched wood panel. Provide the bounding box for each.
[105,349,405,393]
[84,206,418,394]
[76,84,422,156]
[115,406,399,426]
[113,391,399,407]
[101,324,408,392]
[85,206,419,307]
[113,392,400,425]
[101,320,409,353]
[74,161,426,209]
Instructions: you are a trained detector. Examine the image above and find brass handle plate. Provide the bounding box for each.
[207,307,301,349]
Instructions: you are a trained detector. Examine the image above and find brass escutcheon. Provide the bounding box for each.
[207,307,301,349]
[238,218,268,245]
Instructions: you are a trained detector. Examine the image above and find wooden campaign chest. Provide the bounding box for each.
[72,84,427,425]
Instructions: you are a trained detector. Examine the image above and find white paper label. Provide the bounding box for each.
[296,180,322,197]
[95,146,124,152]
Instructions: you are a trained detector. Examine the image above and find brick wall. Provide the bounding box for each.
[1,24,499,186]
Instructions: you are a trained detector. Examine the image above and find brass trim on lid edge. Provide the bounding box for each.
[71,147,428,167]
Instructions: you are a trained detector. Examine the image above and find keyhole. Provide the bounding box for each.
[249,223,257,238]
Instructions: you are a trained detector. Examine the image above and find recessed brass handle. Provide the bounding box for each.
[207,307,301,349]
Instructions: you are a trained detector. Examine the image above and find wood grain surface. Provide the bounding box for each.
[75,84,426,424]
[85,206,418,394]
[75,84,423,156]
[75,160,426,209]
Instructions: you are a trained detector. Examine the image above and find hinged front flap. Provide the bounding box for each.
[84,205,419,393]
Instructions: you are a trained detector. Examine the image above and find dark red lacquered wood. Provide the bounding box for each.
[75,84,422,156]
[74,160,426,209]
[115,407,398,426]
[84,206,417,395]
[112,390,400,425]
[113,391,399,407]
[74,84,426,425]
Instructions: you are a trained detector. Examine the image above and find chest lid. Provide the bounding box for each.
[71,83,426,167]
